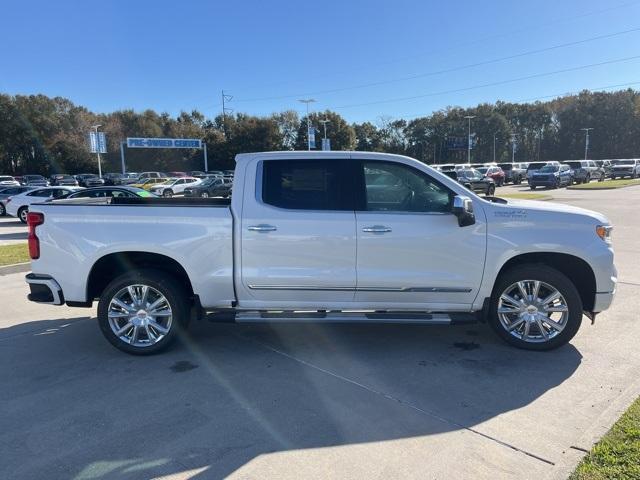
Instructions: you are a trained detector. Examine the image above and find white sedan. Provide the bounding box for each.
[149,177,201,197]
[6,186,83,223]
[0,175,20,187]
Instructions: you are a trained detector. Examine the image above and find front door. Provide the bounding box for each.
[240,158,357,308]
[354,159,486,310]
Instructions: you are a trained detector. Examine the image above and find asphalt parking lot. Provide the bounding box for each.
[1,185,640,480]
[0,216,26,245]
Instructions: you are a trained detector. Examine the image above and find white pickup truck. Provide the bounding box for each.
[25,151,616,355]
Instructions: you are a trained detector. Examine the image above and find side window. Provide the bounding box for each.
[28,190,51,197]
[262,159,348,210]
[363,161,453,213]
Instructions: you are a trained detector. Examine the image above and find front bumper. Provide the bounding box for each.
[25,273,64,305]
[611,169,634,177]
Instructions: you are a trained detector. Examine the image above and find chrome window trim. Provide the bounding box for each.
[248,284,472,293]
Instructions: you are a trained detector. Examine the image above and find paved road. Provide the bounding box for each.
[0,216,27,245]
[1,186,639,480]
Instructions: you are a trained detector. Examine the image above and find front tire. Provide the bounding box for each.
[488,264,583,351]
[97,270,190,355]
[487,184,496,196]
[163,189,173,198]
[529,185,536,190]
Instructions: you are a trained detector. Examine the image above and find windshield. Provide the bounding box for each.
[497,164,512,170]
[539,165,559,173]
[613,160,635,165]
[476,167,489,174]
[527,163,547,171]
[564,162,581,169]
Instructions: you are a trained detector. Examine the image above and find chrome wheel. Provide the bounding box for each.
[107,284,173,348]
[497,280,569,343]
[201,192,209,198]
[19,207,28,223]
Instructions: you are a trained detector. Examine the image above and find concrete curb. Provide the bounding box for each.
[567,182,640,191]
[545,376,640,480]
[0,262,30,276]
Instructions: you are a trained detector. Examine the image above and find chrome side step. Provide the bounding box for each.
[231,311,456,324]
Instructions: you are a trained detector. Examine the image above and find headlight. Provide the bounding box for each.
[596,225,613,243]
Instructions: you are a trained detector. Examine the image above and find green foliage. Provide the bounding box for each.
[0,243,29,266]
[1,89,639,175]
[571,397,640,480]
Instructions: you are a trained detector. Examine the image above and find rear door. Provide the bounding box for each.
[240,158,357,306]
[354,159,486,309]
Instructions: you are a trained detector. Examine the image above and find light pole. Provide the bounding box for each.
[581,127,593,160]
[493,131,499,163]
[298,99,316,150]
[510,133,517,163]
[91,124,103,177]
[464,115,475,164]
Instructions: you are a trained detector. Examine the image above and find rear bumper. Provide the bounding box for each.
[25,273,64,305]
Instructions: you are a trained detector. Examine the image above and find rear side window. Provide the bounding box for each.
[262,160,349,210]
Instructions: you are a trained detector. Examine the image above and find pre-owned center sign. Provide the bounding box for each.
[126,137,202,149]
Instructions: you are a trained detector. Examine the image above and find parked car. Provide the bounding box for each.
[131,178,169,190]
[121,173,141,185]
[563,160,604,184]
[75,174,105,187]
[529,164,573,189]
[0,175,20,187]
[477,166,506,186]
[0,186,37,215]
[184,176,232,198]
[496,163,526,184]
[138,172,167,180]
[49,174,79,186]
[167,171,187,178]
[594,160,613,178]
[443,168,496,195]
[20,175,49,187]
[102,173,126,186]
[25,151,616,355]
[526,161,560,180]
[149,177,201,197]
[55,186,154,200]
[610,159,640,179]
[5,186,82,222]
[187,171,207,178]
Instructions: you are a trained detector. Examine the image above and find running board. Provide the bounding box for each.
[207,311,478,325]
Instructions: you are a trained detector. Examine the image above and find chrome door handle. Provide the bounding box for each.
[248,224,277,232]
[362,225,392,233]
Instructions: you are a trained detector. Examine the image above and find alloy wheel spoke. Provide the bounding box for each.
[535,318,550,340]
[541,290,561,307]
[112,298,135,313]
[129,325,139,345]
[146,297,166,313]
[498,306,521,314]
[108,311,130,319]
[149,321,168,335]
[501,294,522,308]
[144,325,157,343]
[507,318,525,331]
[539,315,564,332]
[115,322,132,336]
[149,309,172,317]
[517,282,529,301]
[521,321,530,340]
[531,281,541,301]
[545,305,568,313]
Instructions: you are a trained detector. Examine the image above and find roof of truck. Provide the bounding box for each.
[235,151,418,164]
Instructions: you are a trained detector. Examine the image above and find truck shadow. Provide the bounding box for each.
[0,316,582,479]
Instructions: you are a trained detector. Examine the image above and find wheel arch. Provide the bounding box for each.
[495,252,596,311]
[87,251,195,302]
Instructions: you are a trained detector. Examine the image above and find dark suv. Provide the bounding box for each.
[49,174,78,186]
[184,176,232,198]
[20,175,49,186]
[443,168,496,195]
[529,164,573,189]
[75,174,105,187]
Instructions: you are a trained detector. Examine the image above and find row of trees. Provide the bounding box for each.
[1,89,639,175]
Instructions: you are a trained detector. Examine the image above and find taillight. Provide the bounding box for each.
[27,212,44,259]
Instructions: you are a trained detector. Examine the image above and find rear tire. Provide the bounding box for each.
[488,264,583,351]
[529,185,536,190]
[97,269,190,355]
[18,206,28,223]
[201,192,209,198]
[163,189,173,198]
[0,203,5,216]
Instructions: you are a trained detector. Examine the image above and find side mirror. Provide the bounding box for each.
[452,195,475,227]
